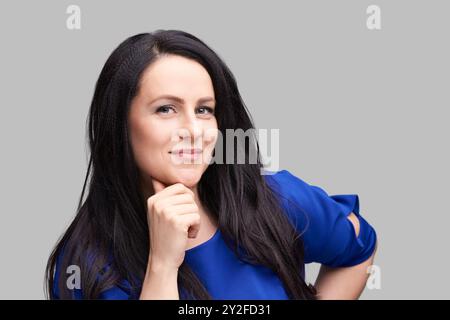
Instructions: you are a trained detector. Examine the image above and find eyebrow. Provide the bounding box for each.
[149,94,216,105]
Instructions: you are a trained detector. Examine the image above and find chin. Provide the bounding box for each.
[169,167,205,188]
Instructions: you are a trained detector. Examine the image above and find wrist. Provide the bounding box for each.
[147,257,179,276]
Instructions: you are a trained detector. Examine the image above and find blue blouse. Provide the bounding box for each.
[53,169,377,299]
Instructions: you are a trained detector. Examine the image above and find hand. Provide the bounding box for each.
[146,178,201,270]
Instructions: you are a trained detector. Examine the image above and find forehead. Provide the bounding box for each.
[138,54,215,100]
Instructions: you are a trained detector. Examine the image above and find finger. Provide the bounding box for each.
[154,182,195,198]
[187,224,200,239]
[164,203,198,218]
[148,182,195,212]
[177,213,201,239]
[151,178,167,194]
[155,194,195,208]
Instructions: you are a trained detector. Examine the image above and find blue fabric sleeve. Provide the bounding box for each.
[265,169,377,267]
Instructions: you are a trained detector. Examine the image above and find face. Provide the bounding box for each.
[128,54,218,192]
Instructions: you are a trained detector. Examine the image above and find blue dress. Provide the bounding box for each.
[53,169,377,299]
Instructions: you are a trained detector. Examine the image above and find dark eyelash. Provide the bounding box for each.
[156,105,215,115]
[156,105,175,113]
[197,106,215,114]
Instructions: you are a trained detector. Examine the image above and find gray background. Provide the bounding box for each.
[0,0,448,299]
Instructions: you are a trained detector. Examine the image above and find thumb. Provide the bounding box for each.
[151,177,166,195]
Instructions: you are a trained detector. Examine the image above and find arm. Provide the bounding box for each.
[139,259,180,300]
[314,212,378,299]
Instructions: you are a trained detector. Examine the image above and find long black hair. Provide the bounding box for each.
[45,29,317,300]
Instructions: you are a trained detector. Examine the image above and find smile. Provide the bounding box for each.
[169,148,203,162]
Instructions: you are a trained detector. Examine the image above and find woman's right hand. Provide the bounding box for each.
[146,178,201,271]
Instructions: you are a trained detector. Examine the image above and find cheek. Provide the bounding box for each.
[129,119,171,170]
[203,121,219,148]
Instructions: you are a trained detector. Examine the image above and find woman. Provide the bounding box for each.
[45,30,377,300]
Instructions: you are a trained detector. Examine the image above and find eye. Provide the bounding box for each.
[196,106,215,115]
[156,105,176,114]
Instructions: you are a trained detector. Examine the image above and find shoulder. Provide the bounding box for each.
[263,169,309,195]
[262,169,322,213]
[263,169,358,216]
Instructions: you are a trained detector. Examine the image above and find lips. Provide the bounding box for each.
[169,148,203,155]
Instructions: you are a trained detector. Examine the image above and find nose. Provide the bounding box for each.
[176,110,203,146]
